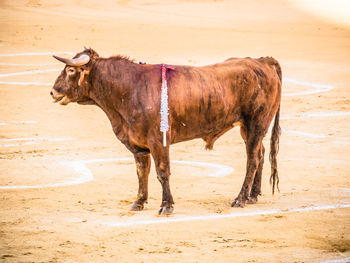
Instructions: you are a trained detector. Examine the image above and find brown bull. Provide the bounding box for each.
[51,48,281,215]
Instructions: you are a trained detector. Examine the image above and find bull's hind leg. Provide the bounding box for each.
[248,144,265,204]
[232,125,264,207]
[149,142,174,215]
[130,153,151,211]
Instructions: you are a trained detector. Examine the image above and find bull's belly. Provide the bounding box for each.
[170,118,241,145]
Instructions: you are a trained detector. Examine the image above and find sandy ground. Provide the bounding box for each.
[0,0,350,262]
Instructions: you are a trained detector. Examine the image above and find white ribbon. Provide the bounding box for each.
[160,70,169,147]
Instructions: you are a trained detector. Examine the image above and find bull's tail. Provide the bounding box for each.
[269,105,281,194]
[269,59,282,194]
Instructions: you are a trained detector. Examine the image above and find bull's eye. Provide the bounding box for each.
[66,67,76,75]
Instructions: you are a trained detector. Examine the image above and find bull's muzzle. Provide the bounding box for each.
[50,88,70,105]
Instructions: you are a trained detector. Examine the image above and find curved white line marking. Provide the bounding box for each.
[68,158,234,178]
[0,160,93,190]
[0,68,60,78]
[172,159,234,177]
[302,111,350,118]
[0,68,61,86]
[281,111,350,120]
[13,120,38,124]
[0,81,53,86]
[0,137,74,148]
[0,158,234,190]
[0,62,60,66]
[317,257,350,263]
[283,129,327,138]
[0,52,70,85]
[0,121,37,125]
[0,51,74,57]
[283,77,333,96]
[102,204,350,227]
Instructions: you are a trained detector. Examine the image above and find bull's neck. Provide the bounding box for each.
[88,58,139,125]
[90,58,137,103]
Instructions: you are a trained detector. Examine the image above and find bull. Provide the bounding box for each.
[51,48,281,215]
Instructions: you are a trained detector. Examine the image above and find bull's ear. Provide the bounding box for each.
[78,67,91,86]
[86,48,99,58]
[80,67,90,75]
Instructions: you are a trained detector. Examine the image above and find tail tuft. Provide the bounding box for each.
[269,106,281,194]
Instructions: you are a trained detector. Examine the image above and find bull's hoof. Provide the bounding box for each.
[129,202,144,211]
[158,205,174,216]
[231,198,245,208]
[247,196,258,204]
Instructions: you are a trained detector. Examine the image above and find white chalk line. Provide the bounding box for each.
[282,111,350,120]
[101,203,350,227]
[0,120,37,126]
[0,137,74,148]
[316,257,350,263]
[3,156,349,232]
[0,68,61,78]
[0,158,234,190]
[0,51,71,85]
[283,129,327,138]
[0,160,93,190]
[0,51,74,57]
[10,120,37,124]
[0,62,60,66]
[283,77,333,96]
[0,68,61,86]
[0,81,53,86]
[82,158,234,178]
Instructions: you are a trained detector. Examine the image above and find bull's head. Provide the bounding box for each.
[51,48,98,105]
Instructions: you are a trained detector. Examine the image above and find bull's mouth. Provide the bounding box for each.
[53,95,64,103]
[52,95,71,105]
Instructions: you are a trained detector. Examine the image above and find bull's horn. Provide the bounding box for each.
[53,54,90,66]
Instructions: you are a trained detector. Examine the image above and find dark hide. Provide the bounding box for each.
[51,49,282,215]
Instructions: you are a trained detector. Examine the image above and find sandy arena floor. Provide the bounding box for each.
[0,0,349,262]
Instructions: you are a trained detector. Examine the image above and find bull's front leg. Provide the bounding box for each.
[130,153,151,211]
[149,140,174,215]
